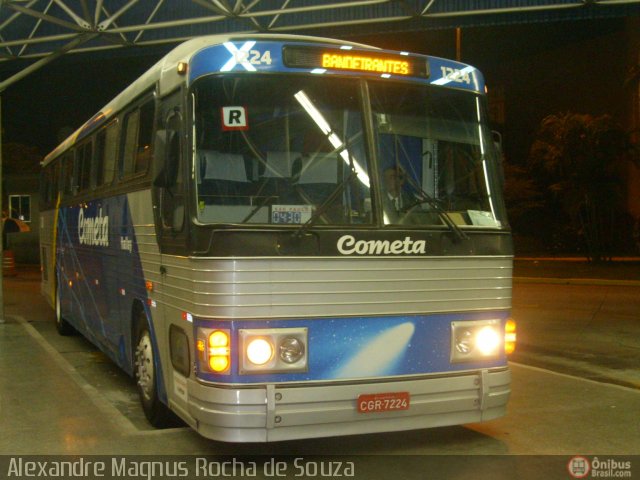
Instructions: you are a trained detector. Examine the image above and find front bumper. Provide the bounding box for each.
[185,368,510,442]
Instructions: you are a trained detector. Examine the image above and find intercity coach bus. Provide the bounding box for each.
[40,34,515,442]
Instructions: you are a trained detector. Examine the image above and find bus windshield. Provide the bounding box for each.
[193,75,506,228]
[194,75,370,226]
[370,82,506,228]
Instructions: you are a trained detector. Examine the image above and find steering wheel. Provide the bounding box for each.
[397,197,445,225]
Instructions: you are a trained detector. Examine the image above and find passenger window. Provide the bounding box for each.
[78,142,92,192]
[62,153,74,197]
[95,130,105,186]
[121,110,140,177]
[136,101,154,173]
[95,121,118,186]
[104,122,118,184]
[120,99,154,178]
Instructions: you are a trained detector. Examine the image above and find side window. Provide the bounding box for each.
[120,98,154,178]
[136,101,154,173]
[95,121,118,186]
[95,130,105,186]
[104,121,119,184]
[78,141,92,192]
[121,109,140,178]
[62,152,74,197]
[71,150,80,196]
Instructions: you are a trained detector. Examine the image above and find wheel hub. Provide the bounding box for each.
[135,333,155,401]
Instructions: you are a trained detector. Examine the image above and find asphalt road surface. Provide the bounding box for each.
[512,280,640,389]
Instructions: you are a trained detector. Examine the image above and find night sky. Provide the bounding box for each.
[2,48,165,154]
[0,17,633,166]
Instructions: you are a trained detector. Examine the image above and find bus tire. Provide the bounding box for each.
[134,314,172,428]
[55,282,75,336]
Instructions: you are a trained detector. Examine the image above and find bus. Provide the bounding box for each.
[40,34,515,443]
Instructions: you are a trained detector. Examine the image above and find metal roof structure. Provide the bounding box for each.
[1,0,639,91]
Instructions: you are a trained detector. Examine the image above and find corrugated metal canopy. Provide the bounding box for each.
[0,0,639,90]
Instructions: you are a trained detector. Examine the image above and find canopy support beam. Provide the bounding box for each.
[0,32,98,93]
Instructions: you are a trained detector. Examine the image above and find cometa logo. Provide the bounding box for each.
[78,207,109,247]
[337,235,426,255]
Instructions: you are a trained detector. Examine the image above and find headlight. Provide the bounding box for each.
[476,326,501,356]
[279,337,305,364]
[239,328,308,374]
[246,338,274,366]
[451,319,502,363]
[454,329,473,354]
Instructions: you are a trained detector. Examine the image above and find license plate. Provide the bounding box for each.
[357,392,410,413]
[271,205,313,224]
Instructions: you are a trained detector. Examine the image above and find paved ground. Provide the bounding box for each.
[512,257,640,391]
[514,257,640,283]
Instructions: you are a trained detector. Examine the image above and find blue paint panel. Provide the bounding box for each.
[189,41,485,93]
[55,196,157,382]
[428,57,485,92]
[189,41,286,81]
[195,311,509,384]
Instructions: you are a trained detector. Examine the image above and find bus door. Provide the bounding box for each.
[154,92,187,253]
[152,91,189,398]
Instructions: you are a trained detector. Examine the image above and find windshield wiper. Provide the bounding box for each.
[292,169,358,238]
[402,176,468,242]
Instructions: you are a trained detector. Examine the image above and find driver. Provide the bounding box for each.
[382,165,414,215]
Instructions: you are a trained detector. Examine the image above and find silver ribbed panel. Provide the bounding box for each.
[160,255,512,319]
[186,368,511,442]
[129,190,163,290]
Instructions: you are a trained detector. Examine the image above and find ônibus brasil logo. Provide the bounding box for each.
[567,456,591,479]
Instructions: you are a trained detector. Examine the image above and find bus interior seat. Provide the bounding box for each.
[199,150,251,204]
[255,151,301,202]
[295,153,339,204]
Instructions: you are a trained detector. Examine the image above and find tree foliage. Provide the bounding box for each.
[527,112,638,261]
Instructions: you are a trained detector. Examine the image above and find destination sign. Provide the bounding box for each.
[283,45,429,77]
[322,53,409,75]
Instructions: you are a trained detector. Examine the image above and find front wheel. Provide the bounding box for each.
[134,317,172,427]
